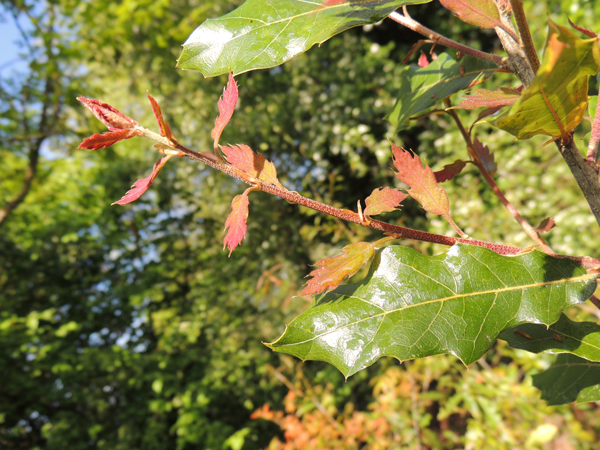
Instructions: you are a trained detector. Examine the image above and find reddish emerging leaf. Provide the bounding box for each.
[401,40,431,64]
[221,144,285,188]
[78,129,141,150]
[363,187,407,217]
[302,242,375,296]
[147,93,176,143]
[211,72,238,145]
[223,189,251,256]
[77,97,138,129]
[112,155,172,205]
[391,144,450,217]
[533,217,556,233]
[418,51,429,67]
[434,160,467,183]
[472,137,497,174]
[568,17,597,38]
[439,0,515,38]
[322,0,347,4]
[455,88,521,109]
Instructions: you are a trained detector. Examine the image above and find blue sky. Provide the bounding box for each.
[0,6,30,75]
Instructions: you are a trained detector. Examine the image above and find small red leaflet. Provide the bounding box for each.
[112,155,173,205]
[223,188,252,256]
[221,144,285,188]
[418,51,429,67]
[472,137,497,174]
[147,93,176,143]
[455,88,521,110]
[434,160,467,183]
[77,97,138,130]
[212,72,238,146]
[363,187,407,217]
[79,129,142,151]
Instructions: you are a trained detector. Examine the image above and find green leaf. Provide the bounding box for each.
[177,0,432,77]
[496,20,600,140]
[266,244,598,377]
[387,53,497,132]
[499,314,600,362]
[532,354,600,405]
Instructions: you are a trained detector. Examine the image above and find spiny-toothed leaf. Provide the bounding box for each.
[439,0,514,37]
[267,244,599,377]
[221,144,284,189]
[472,137,496,174]
[302,242,375,296]
[78,129,141,151]
[499,314,600,362]
[532,354,600,405]
[533,217,556,233]
[112,156,172,205]
[418,51,429,67]
[77,97,138,129]
[177,0,432,77]
[363,187,408,217]
[496,20,600,139]
[387,53,497,132]
[147,93,176,143]
[212,73,238,145]
[434,160,467,183]
[223,189,251,256]
[568,17,597,38]
[391,144,450,217]
[455,88,521,109]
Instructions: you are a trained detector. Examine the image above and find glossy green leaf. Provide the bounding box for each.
[499,314,600,362]
[177,0,432,77]
[532,354,600,405]
[496,20,600,139]
[387,53,497,132]
[267,244,598,377]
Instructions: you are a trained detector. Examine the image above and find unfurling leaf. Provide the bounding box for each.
[78,129,142,151]
[418,51,429,67]
[112,155,173,205]
[439,0,515,38]
[434,160,467,183]
[77,97,138,130]
[363,187,408,217]
[302,242,375,296]
[223,189,251,255]
[268,244,599,377]
[221,144,285,189]
[212,73,238,145]
[147,94,176,143]
[391,144,450,216]
[533,217,556,233]
[496,20,600,139]
[568,17,597,38]
[472,137,496,174]
[455,87,521,109]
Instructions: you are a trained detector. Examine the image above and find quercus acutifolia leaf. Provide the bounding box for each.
[112,155,173,205]
[472,137,497,174]
[147,93,176,143]
[78,129,142,151]
[302,242,375,296]
[455,87,521,109]
[391,144,450,217]
[221,144,285,189]
[434,160,467,183]
[212,72,238,146]
[363,187,407,217]
[223,188,251,256]
[77,97,138,129]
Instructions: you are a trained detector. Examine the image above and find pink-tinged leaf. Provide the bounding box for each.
[112,155,172,205]
[472,137,497,174]
[568,17,597,38]
[77,97,138,129]
[147,93,176,143]
[533,217,556,233]
[439,0,515,39]
[434,160,468,183]
[78,129,142,150]
[391,144,450,217]
[455,88,521,109]
[322,0,347,4]
[363,187,408,217]
[221,144,285,188]
[223,189,251,256]
[302,242,375,296]
[211,72,238,145]
[418,51,429,67]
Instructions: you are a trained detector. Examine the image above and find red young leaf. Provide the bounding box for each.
[418,51,429,67]
[147,93,176,143]
[472,137,497,174]
[434,159,468,183]
[302,242,375,296]
[78,129,141,150]
[455,87,521,109]
[363,187,407,217]
[568,17,597,38]
[391,144,450,217]
[439,0,514,37]
[533,217,556,233]
[223,189,251,256]
[112,155,172,205]
[211,72,238,145]
[77,97,138,129]
[322,0,347,4]
[221,144,285,188]
[401,40,430,64]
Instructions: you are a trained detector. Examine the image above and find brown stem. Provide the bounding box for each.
[508,0,540,72]
[388,11,506,67]
[586,89,600,166]
[138,127,600,269]
[495,9,536,88]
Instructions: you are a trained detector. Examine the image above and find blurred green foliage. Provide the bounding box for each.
[1,0,600,449]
